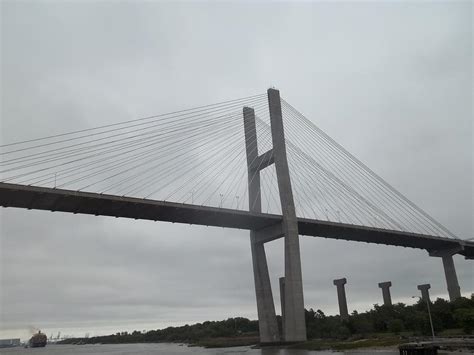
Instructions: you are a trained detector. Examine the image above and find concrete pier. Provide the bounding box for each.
[441,254,461,301]
[279,277,286,333]
[333,278,349,320]
[429,249,462,302]
[417,284,431,303]
[243,107,280,343]
[268,88,306,342]
[378,281,393,306]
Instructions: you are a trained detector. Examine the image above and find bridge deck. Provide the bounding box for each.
[0,182,472,258]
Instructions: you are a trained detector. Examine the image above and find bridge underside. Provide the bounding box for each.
[1,182,472,258]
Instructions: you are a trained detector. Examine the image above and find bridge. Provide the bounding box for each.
[1,88,472,343]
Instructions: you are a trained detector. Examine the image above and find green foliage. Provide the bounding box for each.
[387,319,404,334]
[59,294,474,345]
[59,317,258,345]
[454,308,474,334]
[305,294,474,339]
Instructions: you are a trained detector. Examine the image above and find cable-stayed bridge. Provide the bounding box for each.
[1,89,472,343]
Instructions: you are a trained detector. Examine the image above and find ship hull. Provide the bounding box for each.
[29,332,47,348]
[29,342,47,348]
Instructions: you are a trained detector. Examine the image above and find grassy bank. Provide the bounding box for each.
[290,336,401,351]
[162,329,470,349]
[192,334,402,350]
[193,330,469,350]
[190,336,259,348]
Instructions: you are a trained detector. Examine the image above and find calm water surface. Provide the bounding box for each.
[3,343,459,355]
[0,343,400,355]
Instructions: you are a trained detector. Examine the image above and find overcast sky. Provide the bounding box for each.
[1,0,473,341]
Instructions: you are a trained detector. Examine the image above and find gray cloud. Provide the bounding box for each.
[1,0,472,341]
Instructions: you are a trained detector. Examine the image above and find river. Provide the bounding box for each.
[0,343,462,354]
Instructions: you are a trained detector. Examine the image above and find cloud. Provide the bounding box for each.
[1,0,472,341]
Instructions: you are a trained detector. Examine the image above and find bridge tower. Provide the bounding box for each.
[243,88,307,343]
[429,248,462,301]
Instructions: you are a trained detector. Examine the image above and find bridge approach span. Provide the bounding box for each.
[1,182,472,258]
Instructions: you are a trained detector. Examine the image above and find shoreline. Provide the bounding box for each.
[60,335,474,353]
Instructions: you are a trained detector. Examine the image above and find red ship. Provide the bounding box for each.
[29,331,47,348]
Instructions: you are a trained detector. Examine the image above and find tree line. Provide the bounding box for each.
[305,295,474,339]
[59,294,474,345]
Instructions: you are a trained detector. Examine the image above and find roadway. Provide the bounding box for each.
[0,182,472,258]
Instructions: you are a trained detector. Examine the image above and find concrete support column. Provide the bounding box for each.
[333,278,349,320]
[378,281,392,306]
[441,254,461,301]
[268,88,306,342]
[243,107,279,343]
[417,284,431,303]
[279,277,286,334]
[429,248,462,302]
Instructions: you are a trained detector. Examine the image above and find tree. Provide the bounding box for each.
[387,319,404,334]
[454,308,474,334]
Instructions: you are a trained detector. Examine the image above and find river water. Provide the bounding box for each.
[0,343,461,355]
[0,343,396,354]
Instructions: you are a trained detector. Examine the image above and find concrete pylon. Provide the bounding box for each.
[429,248,462,302]
[243,107,280,343]
[279,277,286,333]
[268,88,306,342]
[333,278,349,320]
[441,254,461,301]
[417,284,431,303]
[378,281,392,306]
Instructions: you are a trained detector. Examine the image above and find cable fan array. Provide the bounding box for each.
[0,93,458,240]
[278,99,457,240]
[1,94,275,211]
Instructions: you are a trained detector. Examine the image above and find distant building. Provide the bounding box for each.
[0,338,21,348]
